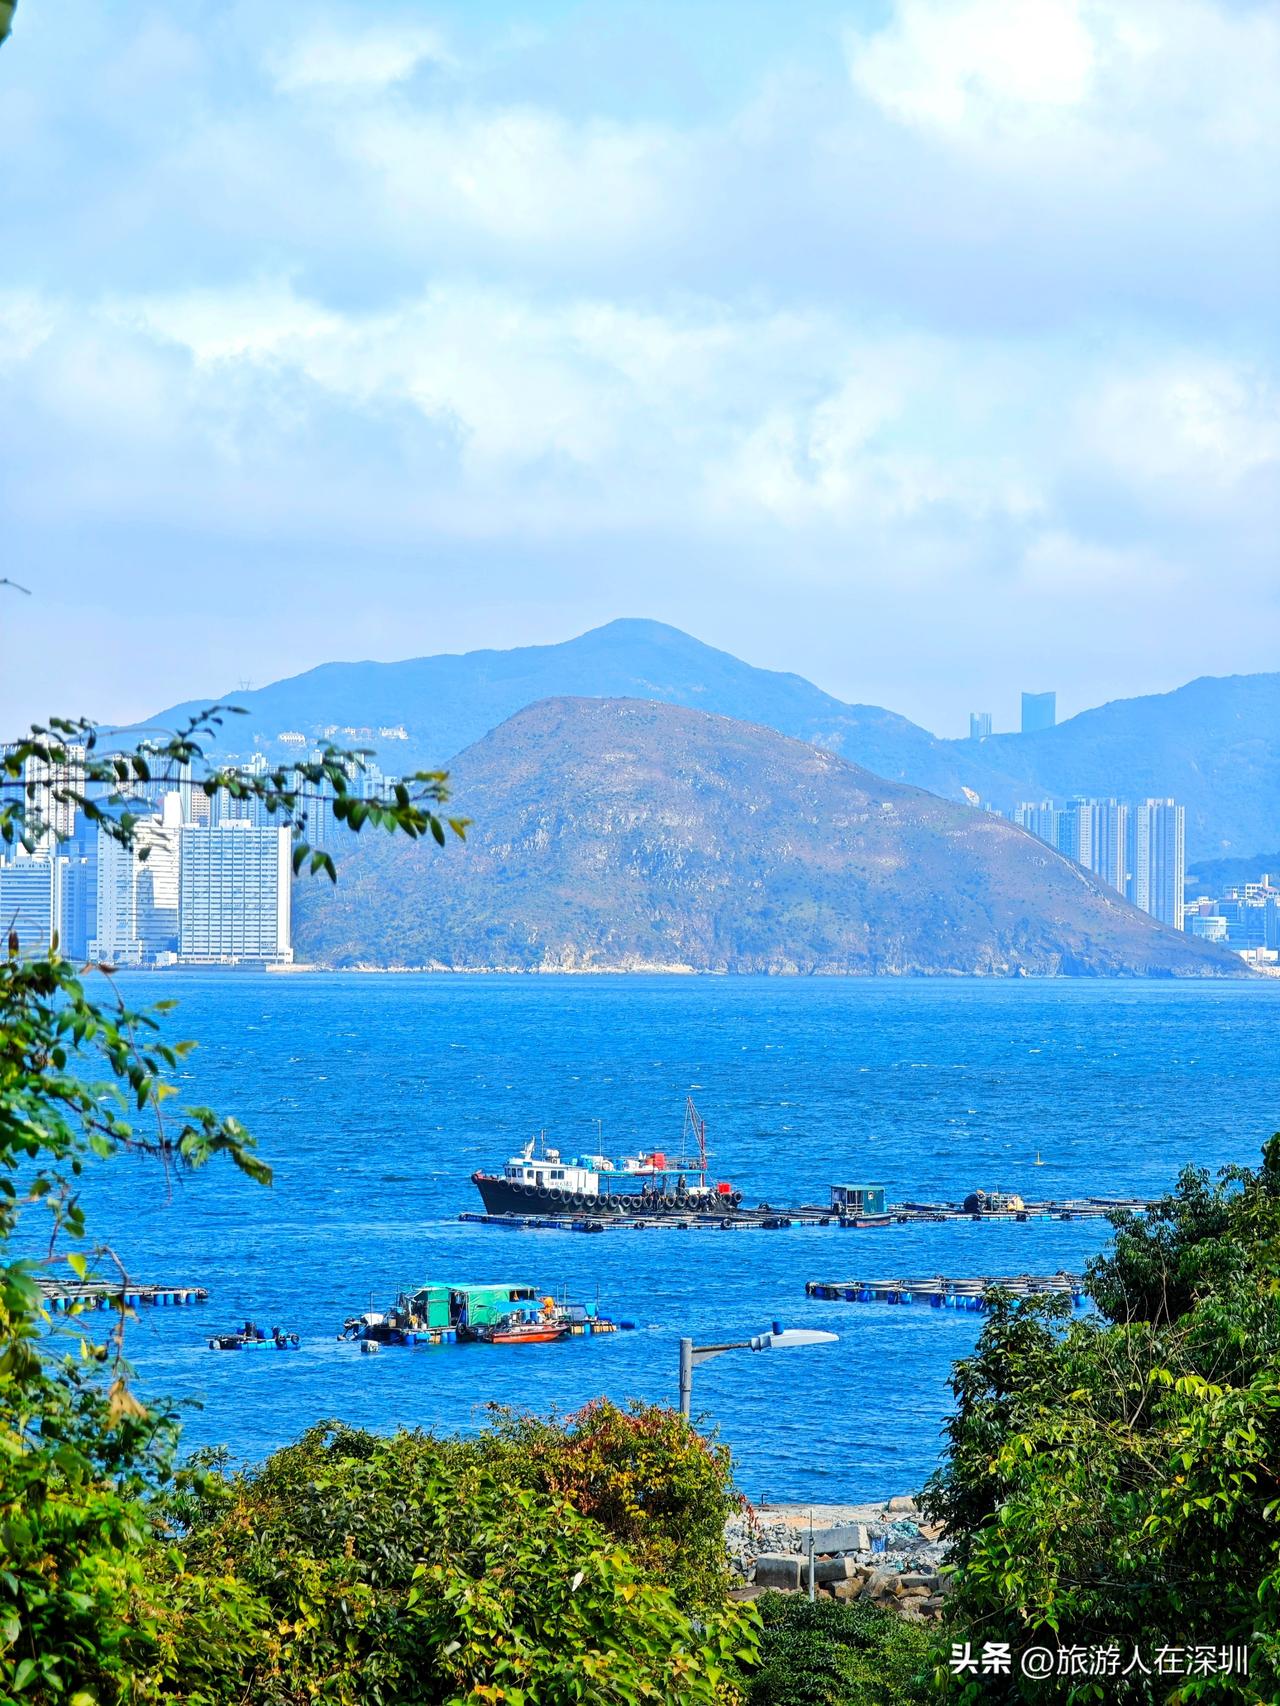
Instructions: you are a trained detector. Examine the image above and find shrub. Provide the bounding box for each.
[160,1421,759,1705]
[483,1398,743,1613]
[746,1592,933,1706]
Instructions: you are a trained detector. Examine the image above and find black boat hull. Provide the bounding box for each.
[472,1172,741,1218]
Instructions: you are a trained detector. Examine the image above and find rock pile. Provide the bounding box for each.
[725,1495,948,1621]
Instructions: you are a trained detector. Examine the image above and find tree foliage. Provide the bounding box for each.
[0,708,467,880]
[923,1140,1280,1702]
[138,1419,757,1705]
[0,712,465,1699]
[480,1398,742,1614]
[745,1593,932,1706]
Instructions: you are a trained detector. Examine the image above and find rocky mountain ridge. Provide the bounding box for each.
[293,697,1242,979]
[140,619,1280,860]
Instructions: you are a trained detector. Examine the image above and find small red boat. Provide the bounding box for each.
[485,1321,568,1345]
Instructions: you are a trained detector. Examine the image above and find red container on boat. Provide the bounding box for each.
[716,1181,732,1195]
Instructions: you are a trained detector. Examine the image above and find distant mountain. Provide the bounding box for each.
[136,617,957,793]
[293,697,1241,978]
[138,620,1280,859]
[952,675,1280,862]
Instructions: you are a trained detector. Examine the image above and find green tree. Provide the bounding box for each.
[923,1140,1280,1703]
[481,1398,743,1614]
[148,1419,757,1705]
[0,712,465,1700]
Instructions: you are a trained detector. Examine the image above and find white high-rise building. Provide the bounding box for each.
[1089,800,1129,895]
[178,822,292,964]
[92,796,182,965]
[0,853,55,952]
[1128,800,1185,931]
[22,743,86,845]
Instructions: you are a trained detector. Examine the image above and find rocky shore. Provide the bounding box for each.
[726,1495,948,1621]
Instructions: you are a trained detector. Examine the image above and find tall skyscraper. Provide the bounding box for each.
[178,822,292,964]
[92,797,181,965]
[1053,799,1094,868]
[22,742,86,845]
[1128,799,1185,931]
[1021,691,1057,734]
[1012,795,1173,925]
[53,842,97,960]
[969,711,993,740]
[1089,799,1129,895]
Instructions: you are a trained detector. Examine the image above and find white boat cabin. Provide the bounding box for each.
[501,1140,715,1198]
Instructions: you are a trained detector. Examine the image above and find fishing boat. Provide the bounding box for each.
[209,1323,299,1351]
[471,1098,741,1218]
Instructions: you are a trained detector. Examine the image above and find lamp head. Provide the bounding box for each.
[750,1326,839,1352]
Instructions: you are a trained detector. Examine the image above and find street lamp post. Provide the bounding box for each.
[678,1321,838,1418]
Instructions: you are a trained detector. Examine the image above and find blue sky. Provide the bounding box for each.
[1,0,1276,738]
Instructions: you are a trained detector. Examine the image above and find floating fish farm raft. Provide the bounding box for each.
[459,1195,1147,1235]
[340,1280,635,1350]
[805,1272,1088,1309]
[39,1279,208,1311]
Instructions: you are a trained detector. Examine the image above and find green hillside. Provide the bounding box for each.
[294,697,1242,978]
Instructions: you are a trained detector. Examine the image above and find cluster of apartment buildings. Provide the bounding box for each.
[0,745,383,967]
[997,796,1187,932]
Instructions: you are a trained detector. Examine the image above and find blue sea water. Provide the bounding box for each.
[80,973,1280,1504]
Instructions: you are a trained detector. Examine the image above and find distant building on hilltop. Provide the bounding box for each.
[969,711,992,740]
[1021,691,1057,734]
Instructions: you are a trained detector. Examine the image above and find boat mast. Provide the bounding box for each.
[683,1095,708,1187]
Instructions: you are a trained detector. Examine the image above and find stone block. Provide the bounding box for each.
[811,1521,872,1554]
[813,1556,858,1585]
[898,1572,938,1590]
[754,1553,803,1592]
[830,1579,862,1601]
[886,1495,918,1514]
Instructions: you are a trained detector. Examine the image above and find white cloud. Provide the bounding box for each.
[1085,361,1280,499]
[26,280,1264,555]
[848,0,1096,136]
[344,106,682,250]
[844,0,1280,179]
[270,24,450,93]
